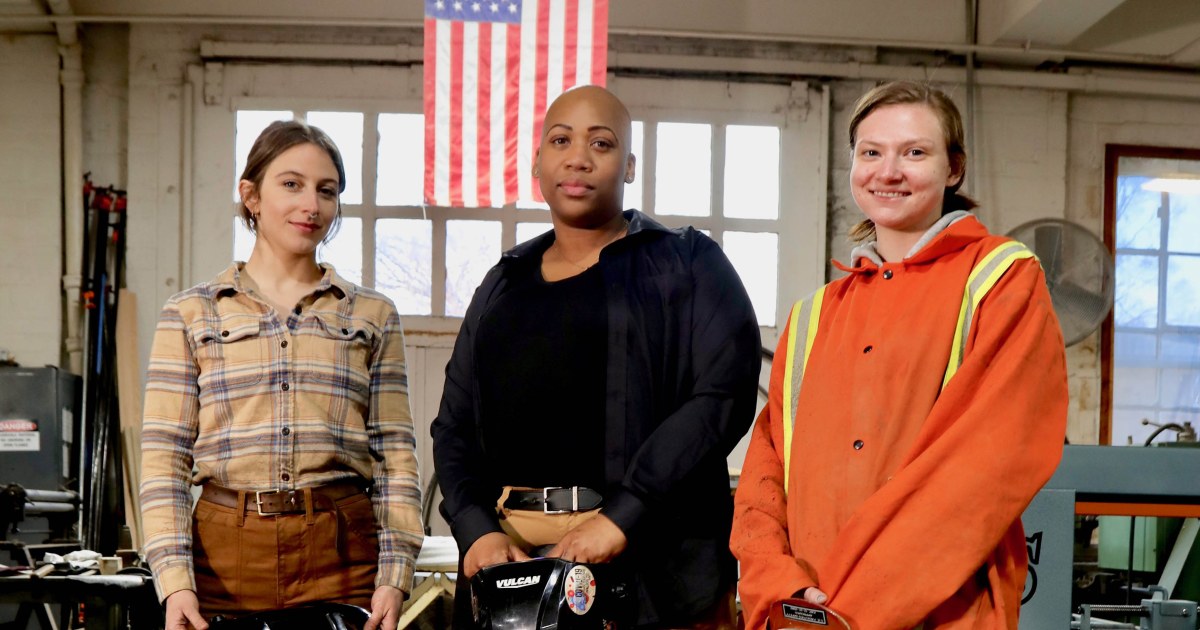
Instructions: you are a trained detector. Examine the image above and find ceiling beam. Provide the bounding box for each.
[978,0,1126,47]
[45,0,78,44]
[1170,34,1200,63]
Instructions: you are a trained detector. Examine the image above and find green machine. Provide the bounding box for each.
[1097,438,1200,604]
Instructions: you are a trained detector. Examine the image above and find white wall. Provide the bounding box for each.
[6,22,1200,452]
[0,35,62,368]
[83,24,129,190]
[125,24,194,371]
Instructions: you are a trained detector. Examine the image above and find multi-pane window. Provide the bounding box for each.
[231,106,785,326]
[1109,150,1200,445]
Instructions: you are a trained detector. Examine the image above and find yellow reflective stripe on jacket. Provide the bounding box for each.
[782,286,824,495]
[781,240,1034,495]
[942,241,1035,388]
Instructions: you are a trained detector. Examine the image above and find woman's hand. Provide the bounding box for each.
[545,513,627,564]
[363,585,404,630]
[800,586,829,605]
[164,590,209,630]
[463,532,532,577]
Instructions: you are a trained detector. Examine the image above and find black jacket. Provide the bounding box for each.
[431,210,761,625]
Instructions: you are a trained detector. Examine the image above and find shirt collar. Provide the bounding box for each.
[834,211,985,274]
[500,208,672,263]
[213,261,350,301]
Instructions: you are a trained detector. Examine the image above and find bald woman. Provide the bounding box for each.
[431,86,760,628]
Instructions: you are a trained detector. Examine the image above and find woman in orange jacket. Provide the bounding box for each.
[730,81,1069,629]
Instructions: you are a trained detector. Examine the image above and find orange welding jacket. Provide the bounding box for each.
[731,214,1068,630]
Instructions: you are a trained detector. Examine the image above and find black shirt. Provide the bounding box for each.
[474,261,606,489]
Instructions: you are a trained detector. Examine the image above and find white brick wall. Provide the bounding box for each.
[125,24,198,383]
[973,87,1070,233]
[83,24,130,189]
[0,36,62,368]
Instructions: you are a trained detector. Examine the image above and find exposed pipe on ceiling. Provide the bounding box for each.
[46,0,88,545]
[0,12,1196,71]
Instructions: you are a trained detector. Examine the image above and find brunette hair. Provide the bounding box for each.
[847,81,977,242]
[238,120,346,242]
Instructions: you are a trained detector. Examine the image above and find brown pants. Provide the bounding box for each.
[495,487,737,630]
[193,489,378,618]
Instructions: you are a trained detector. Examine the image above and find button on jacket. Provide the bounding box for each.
[431,210,761,625]
[140,262,424,601]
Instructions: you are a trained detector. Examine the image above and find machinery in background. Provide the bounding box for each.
[0,485,79,548]
[1076,586,1196,629]
[0,366,84,630]
[1020,439,1200,630]
[0,367,82,550]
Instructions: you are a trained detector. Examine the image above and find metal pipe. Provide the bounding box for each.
[24,501,78,514]
[23,489,79,503]
[0,13,1194,70]
[44,0,78,46]
[57,40,89,549]
[55,32,85,378]
[609,52,1200,101]
[182,65,198,289]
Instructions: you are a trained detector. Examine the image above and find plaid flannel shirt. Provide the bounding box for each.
[140,262,423,601]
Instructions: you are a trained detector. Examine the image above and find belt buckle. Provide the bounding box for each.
[255,489,288,516]
[542,486,578,514]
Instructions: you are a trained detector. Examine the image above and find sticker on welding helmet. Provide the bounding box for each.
[564,565,596,615]
[782,602,828,625]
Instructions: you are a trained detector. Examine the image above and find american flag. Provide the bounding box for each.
[423,0,609,208]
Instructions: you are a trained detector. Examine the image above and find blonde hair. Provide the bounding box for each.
[847,81,977,242]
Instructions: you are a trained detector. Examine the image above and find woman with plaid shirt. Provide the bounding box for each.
[140,121,423,630]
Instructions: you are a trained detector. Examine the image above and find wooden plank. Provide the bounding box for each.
[115,289,144,551]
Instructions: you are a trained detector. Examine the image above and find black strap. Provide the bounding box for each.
[503,487,604,512]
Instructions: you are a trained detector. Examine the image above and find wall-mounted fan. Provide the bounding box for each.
[1006,219,1115,346]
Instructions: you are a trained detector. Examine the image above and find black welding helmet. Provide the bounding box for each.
[207,603,369,629]
[470,557,634,629]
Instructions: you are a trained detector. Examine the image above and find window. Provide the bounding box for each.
[1105,145,1200,445]
[608,77,819,330]
[190,65,828,535]
[221,78,820,330]
[229,107,643,320]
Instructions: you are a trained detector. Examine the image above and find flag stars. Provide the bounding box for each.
[490,1,499,12]
[453,1,462,11]
[435,0,445,9]
[508,2,518,14]
[471,1,481,11]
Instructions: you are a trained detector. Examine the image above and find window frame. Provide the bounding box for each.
[195,65,827,340]
[610,76,828,339]
[1102,143,1200,445]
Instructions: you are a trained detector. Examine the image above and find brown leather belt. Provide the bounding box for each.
[200,482,366,516]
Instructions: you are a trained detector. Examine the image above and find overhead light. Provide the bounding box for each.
[1142,177,1200,194]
